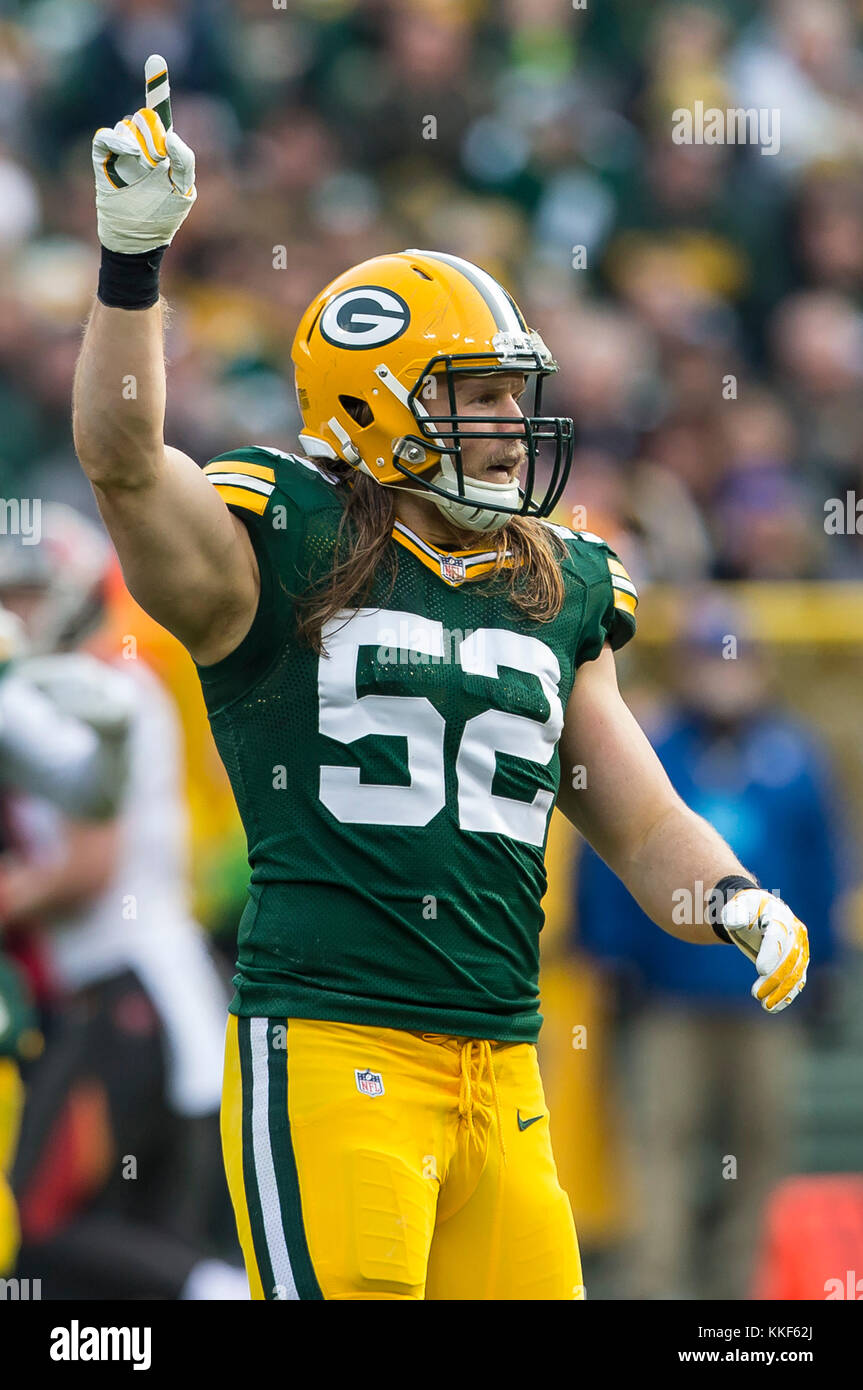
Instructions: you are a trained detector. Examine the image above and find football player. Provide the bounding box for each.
[0,598,127,1278]
[0,506,245,1299]
[0,952,38,1277]
[0,606,130,823]
[72,59,810,1300]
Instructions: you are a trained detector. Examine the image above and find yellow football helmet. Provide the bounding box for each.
[291,249,574,532]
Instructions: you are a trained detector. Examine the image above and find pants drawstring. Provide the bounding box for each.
[457,1040,507,1162]
[457,1041,476,1140]
[458,1039,507,1299]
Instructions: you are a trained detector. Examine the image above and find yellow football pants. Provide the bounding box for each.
[221,1016,583,1300]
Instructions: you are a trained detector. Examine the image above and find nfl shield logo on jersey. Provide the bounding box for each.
[355,1067,385,1097]
[440,554,466,584]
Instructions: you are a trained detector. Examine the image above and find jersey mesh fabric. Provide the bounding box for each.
[197,449,636,1042]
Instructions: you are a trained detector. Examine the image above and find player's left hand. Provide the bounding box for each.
[721,888,809,1014]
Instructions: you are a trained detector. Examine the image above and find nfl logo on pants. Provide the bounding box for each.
[355,1068,385,1097]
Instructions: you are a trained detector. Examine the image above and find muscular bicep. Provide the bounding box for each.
[92,445,260,665]
[557,643,682,870]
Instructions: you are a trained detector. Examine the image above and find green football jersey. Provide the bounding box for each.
[197,447,637,1041]
[0,953,38,1061]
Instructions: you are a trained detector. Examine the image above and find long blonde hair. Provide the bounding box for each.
[294,466,567,653]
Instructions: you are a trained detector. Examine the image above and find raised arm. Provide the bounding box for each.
[73,302,258,664]
[73,56,258,666]
[557,644,809,1012]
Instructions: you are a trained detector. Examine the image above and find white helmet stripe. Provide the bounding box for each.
[404,249,525,334]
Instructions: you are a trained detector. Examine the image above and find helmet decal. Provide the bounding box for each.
[319,286,411,350]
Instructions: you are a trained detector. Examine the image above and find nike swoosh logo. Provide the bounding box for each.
[517,1109,543,1132]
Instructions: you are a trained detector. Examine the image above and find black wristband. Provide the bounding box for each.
[97,244,168,310]
[707,874,760,943]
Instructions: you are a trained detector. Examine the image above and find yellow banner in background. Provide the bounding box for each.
[635,583,863,643]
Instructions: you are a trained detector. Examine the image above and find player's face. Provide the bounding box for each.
[450,373,528,485]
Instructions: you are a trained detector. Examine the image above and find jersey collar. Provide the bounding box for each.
[392,520,513,588]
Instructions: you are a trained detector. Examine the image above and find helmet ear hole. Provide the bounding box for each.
[339,395,374,428]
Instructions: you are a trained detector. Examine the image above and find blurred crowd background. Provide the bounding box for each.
[1,0,863,1301]
[4,0,863,580]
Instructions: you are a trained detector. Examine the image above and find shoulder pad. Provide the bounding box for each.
[17,653,136,736]
[203,446,341,517]
[540,519,577,541]
[562,531,639,624]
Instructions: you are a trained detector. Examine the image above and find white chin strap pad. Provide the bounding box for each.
[428,458,520,533]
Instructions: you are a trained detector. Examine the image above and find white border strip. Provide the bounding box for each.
[249,1017,299,1301]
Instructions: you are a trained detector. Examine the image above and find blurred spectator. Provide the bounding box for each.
[769,290,863,498]
[574,596,845,1299]
[793,166,863,294]
[728,0,863,173]
[0,0,860,586]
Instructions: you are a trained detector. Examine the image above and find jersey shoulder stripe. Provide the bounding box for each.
[203,459,276,516]
[557,528,638,652]
[203,461,277,485]
[606,555,638,616]
[567,533,638,605]
[204,445,342,517]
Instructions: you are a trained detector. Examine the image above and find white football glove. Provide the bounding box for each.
[92,54,196,254]
[721,888,810,1014]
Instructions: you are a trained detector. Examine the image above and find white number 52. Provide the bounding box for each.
[317,609,563,848]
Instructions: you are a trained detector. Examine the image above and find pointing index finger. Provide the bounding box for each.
[145,54,172,132]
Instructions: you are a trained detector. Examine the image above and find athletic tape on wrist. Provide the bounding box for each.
[97,244,168,310]
[708,874,760,943]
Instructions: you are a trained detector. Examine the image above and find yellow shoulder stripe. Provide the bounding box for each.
[607,557,633,582]
[211,483,269,516]
[203,460,276,484]
[613,589,637,617]
[607,555,638,615]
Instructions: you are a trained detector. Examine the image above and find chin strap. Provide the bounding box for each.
[430,490,511,534]
[375,459,519,533]
[426,456,520,534]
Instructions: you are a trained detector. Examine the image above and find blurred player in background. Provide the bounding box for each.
[0,599,128,1278]
[68,61,811,1301]
[0,505,247,1299]
[0,953,38,1279]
